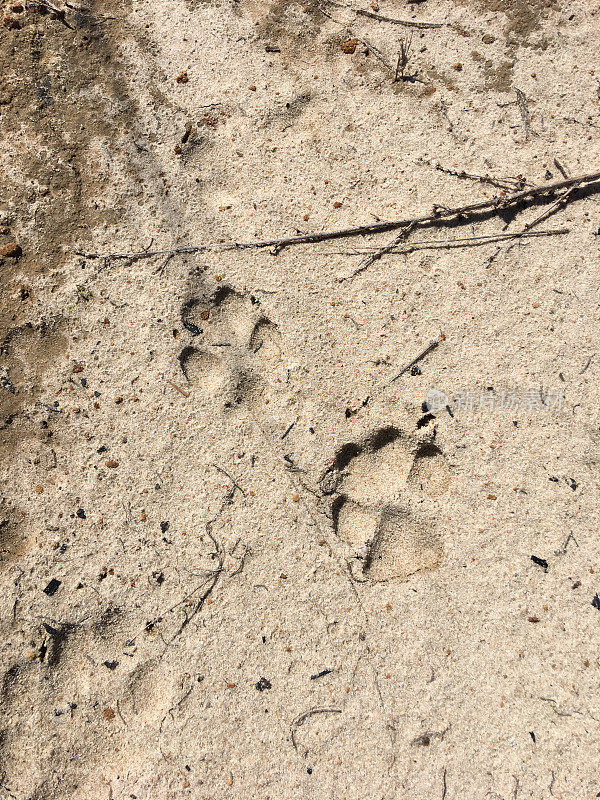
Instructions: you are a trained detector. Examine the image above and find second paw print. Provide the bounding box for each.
[178,284,283,407]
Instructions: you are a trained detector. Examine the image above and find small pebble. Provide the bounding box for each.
[1,242,21,257]
[43,578,61,596]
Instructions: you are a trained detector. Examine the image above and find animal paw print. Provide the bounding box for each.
[177,284,282,406]
[321,423,450,582]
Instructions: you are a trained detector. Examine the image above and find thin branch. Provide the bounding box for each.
[433,162,531,190]
[336,227,568,278]
[523,187,577,230]
[78,170,600,260]
[346,337,442,416]
[78,244,212,260]
[346,221,416,279]
[212,463,246,497]
[322,0,443,28]
[355,33,394,71]
[389,339,440,385]
[165,378,190,398]
[290,707,342,752]
[165,567,222,645]
[124,569,221,646]
[553,157,570,180]
[332,228,568,255]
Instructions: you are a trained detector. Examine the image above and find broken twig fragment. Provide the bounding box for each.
[166,379,190,398]
[290,707,342,752]
[346,337,442,416]
[530,555,548,572]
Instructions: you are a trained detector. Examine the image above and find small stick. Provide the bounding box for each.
[433,162,530,190]
[338,228,568,280]
[281,421,295,440]
[165,379,190,397]
[344,222,415,280]
[290,707,342,752]
[78,170,600,259]
[347,338,442,415]
[260,171,599,251]
[553,158,570,179]
[322,0,443,28]
[124,570,221,646]
[212,464,246,497]
[523,186,577,230]
[388,339,440,385]
[488,160,573,265]
[79,244,212,260]
[355,34,394,71]
[564,116,600,130]
[580,354,595,374]
[517,159,577,229]
[332,227,568,254]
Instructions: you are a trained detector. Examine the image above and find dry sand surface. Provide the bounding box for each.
[1,0,600,797]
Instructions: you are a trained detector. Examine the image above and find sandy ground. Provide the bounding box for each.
[1,0,600,797]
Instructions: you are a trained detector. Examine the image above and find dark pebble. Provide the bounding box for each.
[530,555,548,571]
[43,578,61,596]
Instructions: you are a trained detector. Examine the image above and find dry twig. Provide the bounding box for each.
[433,162,531,190]
[346,337,442,416]
[337,227,568,279]
[346,221,416,279]
[322,0,443,28]
[290,707,342,752]
[334,228,568,255]
[78,170,600,260]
